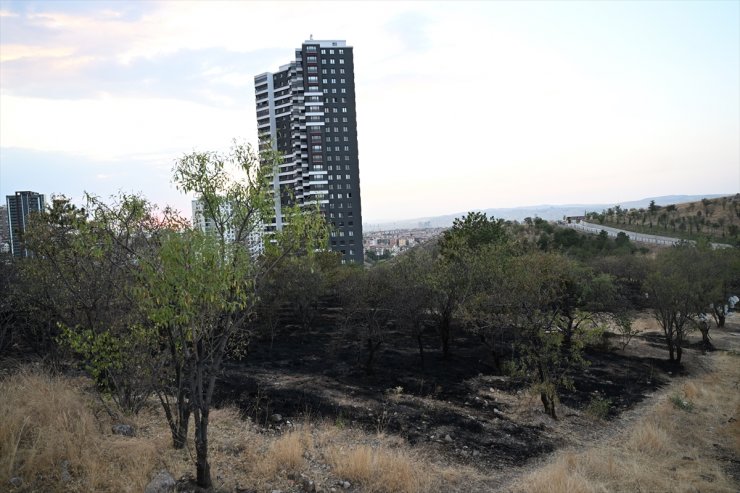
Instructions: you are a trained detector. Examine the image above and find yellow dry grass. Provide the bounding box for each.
[0,371,161,492]
[513,352,740,493]
[327,443,430,493]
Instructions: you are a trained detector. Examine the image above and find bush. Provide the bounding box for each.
[585,395,612,420]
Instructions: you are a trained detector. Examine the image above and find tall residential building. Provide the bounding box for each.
[6,191,45,257]
[0,205,9,254]
[254,39,364,264]
[191,199,264,257]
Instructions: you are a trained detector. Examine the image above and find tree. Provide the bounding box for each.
[501,252,596,419]
[335,264,395,375]
[431,212,510,358]
[646,246,708,363]
[137,141,327,488]
[458,245,511,370]
[23,195,174,415]
[441,211,508,254]
[428,238,475,359]
[388,247,435,368]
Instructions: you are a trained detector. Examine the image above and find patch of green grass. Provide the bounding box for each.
[585,395,612,420]
[669,393,693,412]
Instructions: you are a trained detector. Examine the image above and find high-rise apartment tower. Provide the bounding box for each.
[254,39,363,263]
[6,191,45,257]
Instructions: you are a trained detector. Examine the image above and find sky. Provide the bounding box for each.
[1,0,738,223]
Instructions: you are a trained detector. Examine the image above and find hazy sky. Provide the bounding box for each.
[1,0,738,223]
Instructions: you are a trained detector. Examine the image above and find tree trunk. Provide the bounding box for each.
[537,362,557,419]
[365,338,381,375]
[699,321,712,350]
[439,314,451,359]
[175,404,190,449]
[194,409,211,488]
[491,348,501,372]
[416,332,425,369]
[676,344,682,364]
[540,392,557,419]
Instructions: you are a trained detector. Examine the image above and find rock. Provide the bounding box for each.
[342,480,351,489]
[271,490,283,493]
[301,477,316,492]
[60,460,72,482]
[473,450,481,457]
[444,434,453,443]
[9,477,22,487]
[144,470,176,493]
[330,489,337,493]
[112,423,135,437]
[270,413,283,423]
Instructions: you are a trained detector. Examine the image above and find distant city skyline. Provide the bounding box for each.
[1,1,738,223]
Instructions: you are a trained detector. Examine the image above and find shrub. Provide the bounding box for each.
[585,395,612,420]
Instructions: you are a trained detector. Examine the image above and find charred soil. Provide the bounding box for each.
[212,310,708,480]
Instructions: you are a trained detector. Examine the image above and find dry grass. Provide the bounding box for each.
[327,443,430,493]
[0,369,458,492]
[6,338,737,493]
[513,352,740,493]
[0,371,161,492]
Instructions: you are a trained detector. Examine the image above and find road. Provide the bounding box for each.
[565,221,733,249]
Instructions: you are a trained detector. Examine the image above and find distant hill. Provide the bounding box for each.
[585,194,740,246]
[364,194,731,231]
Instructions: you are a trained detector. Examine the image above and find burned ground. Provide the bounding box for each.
[213,310,691,473]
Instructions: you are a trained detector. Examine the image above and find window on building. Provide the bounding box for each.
[340,59,345,64]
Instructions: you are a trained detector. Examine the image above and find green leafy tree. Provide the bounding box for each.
[23,195,173,414]
[440,211,508,254]
[335,264,395,375]
[388,247,435,368]
[646,245,709,363]
[705,248,740,331]
[501,252,598,418]
[431,212,510,358]
[137,141,327,488]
